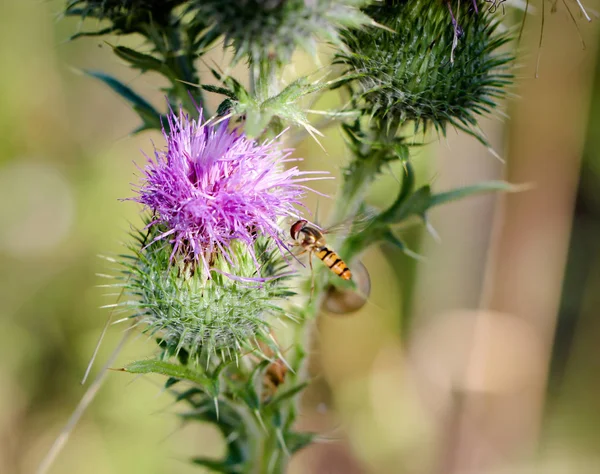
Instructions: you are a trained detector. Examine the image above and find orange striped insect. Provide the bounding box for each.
[290,219,352,281]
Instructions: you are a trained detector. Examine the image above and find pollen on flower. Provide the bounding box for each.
[133,108,321,275]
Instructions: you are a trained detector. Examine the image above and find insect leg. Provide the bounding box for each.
[294,248,308,257]
[309,251,316,300]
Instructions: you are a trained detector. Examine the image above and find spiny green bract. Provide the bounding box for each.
[337,0,513,144]
[65,0,186,33]
[193,0,373,64]
[117,226,294,360]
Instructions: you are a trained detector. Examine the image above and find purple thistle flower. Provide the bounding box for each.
[134,108,322,274]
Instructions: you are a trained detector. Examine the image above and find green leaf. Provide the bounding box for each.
[267,382,308,408]
[132,104,162,132]
[83,70,161,131]
[285,431,315,454]
[192,457,242,473]
[381,180,521,225]
[428,181,523,208]
[379,227,423,260]
[70,27,116,40]
[393,143,410,162]
[121,360,213,387]
[224,76,250,102]
[201,71,330,137]
[216,99,234,116]
[190,25,221,52]
[201,84,238,99]
[245,360,271,410]
[380,185,433,224]
[179,398,240,428]
[174,387,204,403]
[210,359,235,379]
[393,159,415,207]
[111,45,169,75]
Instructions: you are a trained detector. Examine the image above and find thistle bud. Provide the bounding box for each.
[120,230,292,358]
[338,0,513,142]
[193,0,373,64]
[65,0,185,33]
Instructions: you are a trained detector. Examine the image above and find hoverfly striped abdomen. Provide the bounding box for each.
[315,246,352,280]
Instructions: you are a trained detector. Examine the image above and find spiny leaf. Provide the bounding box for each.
[120,360,214,388]
[395,159,415,205]
[192,458,243,473]
[343,177,522,262]
[379,228,422,260]
[83,70,161,131]
[380,185,432,224]
[266,382,309,408]
[285,431,315,454]
[70,27,115,40]
[201,84,238,99]
[200,71,332,138]
[175,387,204,404]
[429,181,526,208]
[381,180,523,225]
[245,360,271,411]
[111,45,170,75]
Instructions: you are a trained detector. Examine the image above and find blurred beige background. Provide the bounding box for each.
[2,1,600,473]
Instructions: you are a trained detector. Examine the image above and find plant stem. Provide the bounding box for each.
[283,146,385,464]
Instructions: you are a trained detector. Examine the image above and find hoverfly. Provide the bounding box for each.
[290,219,352,281]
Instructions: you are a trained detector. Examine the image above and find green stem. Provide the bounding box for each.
[285,145,385,452]
[148,18,206,116]
[334,156,382,224]
[332,116,403,225]
[168,26,204,114]
[257,430,286,474]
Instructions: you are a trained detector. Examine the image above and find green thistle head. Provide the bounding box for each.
[337,0,513,143]
[118,226,293,360]
[193,0,373,64]
[111,108,323,361]
[65,0,185,34]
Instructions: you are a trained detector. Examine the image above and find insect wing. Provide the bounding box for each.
[321,208,377,237]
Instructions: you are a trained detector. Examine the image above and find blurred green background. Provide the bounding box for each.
[2,1,600,473]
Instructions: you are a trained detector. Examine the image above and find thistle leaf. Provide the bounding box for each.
[192,458,243,473]
[121,360,214,388]
[428,181,525,208]
[83,70,161,131]
[201,73,330,138]
[266,382,309,409]
[382,180,522,225]
[284,431,315,455]
[381,185,433,224]
[111,45,170,75]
